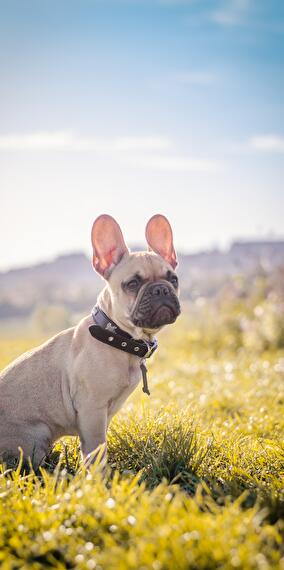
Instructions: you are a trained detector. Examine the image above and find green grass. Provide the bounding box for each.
[0,311,284,569]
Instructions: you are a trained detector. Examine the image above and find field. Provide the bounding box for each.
[0,293,284,569]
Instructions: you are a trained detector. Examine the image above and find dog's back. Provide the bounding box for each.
[0,328,77,466]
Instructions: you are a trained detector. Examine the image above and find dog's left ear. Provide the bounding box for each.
[91,214,129,278]
[145,214,177,269]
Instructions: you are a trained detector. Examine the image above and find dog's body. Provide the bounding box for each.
[0,314,143,467]
[0,215,180,468]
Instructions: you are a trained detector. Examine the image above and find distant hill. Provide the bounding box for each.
[0,241,283,320]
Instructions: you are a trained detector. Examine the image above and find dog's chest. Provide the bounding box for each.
[107,362,142,419]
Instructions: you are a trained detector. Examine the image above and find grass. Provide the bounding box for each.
[0,308,284,569]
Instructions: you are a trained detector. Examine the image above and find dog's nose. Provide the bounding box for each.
[151,283,170,297]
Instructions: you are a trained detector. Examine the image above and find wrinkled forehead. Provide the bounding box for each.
[110,251,173,285]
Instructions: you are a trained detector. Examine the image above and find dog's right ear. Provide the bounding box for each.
[91,215,129,278]
[145,214,177,269]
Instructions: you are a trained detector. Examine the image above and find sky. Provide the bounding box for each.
[0,0,283,270]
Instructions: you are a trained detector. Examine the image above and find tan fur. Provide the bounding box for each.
[0,250,179,468]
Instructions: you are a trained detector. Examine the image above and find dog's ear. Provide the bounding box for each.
[91,215,129,278]
[145,214,177,269]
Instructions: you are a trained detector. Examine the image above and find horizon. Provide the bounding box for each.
[1,233,284,274]
[0,0,283,270]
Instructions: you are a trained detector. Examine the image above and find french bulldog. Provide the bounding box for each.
[0,214,180,469]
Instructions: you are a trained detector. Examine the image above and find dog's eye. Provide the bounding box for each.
[170,275,178,288]
[166,270,178,288]
[126,278,140,291]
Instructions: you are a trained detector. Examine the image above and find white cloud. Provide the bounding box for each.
[172,71,217,86]
[112,136,171,151]
[211,0,252,26]
[0,131,171,152]
[0,130,223,174]
[248,135,284,153]
[123,154,223,173]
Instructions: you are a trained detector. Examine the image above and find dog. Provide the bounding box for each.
[0,214,180,469]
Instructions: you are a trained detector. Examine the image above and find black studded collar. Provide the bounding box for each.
[88,306,158,395]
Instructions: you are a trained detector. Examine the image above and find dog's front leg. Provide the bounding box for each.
[77,406,108,467]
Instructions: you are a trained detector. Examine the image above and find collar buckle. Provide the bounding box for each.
[144,339,158,358]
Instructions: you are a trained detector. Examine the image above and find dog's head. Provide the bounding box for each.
[91,214,181,333]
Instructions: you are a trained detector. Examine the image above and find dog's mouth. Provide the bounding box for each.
[132,301,180,329]
[152,304,177,325]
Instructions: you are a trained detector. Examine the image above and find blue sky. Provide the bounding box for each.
[0,0,283,269]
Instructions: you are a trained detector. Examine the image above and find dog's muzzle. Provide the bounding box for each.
[131,281,181,329]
